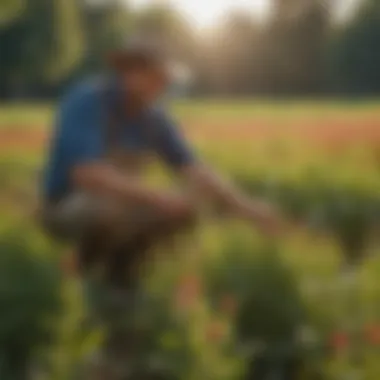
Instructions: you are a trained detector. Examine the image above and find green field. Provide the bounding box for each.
[1,100,380,126]
[0,101,379,379]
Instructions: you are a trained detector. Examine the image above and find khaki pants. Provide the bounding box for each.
[41,192,196,380]
[41,192,176,241]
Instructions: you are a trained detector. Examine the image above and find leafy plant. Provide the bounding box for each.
[202,233,328,379]
[0,226,62,379]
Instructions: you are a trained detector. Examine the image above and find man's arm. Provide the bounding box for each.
[152,110,281,235]
[179,164,280,235]
[71,163,192,218]
[72,160,280,235]
[58,86,190,218]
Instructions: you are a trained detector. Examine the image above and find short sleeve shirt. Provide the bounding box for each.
[43,76,196,201]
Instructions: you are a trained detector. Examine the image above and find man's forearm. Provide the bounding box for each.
[209,180,268,223]
[72,163,166,207]
[181,164,264,221]
[177,164,280,235]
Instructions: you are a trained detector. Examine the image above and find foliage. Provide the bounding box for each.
[203,235,313,377]
[329,0,380,95]
[0,224,62,379]
[0,0,129,98]
[2,0,380,99]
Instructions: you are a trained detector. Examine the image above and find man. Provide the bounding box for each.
[41,38,280,379]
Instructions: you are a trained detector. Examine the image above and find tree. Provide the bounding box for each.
[0,0,26,26]
[262,0,331,95]
[48,0,85,84]
[80,0,131,73]
[329,0,380,95]
[193,11,261,96]
[0,0,85,99]
[0,0,133,99]
[213,12,261,95]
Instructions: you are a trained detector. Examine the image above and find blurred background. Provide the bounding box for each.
[0,0,379,379]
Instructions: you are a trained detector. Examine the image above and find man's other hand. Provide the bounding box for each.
[153,192,195,220]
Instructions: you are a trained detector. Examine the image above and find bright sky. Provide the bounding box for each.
[129,0,269,28]
[128,0,363,29]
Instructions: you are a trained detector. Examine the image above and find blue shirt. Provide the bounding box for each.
[43,76,195,201]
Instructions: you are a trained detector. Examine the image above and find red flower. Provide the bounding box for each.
[205,320,227,344]
[330,331,350,351]
[365,324,380,346]
[175,274,201,311]
[219,294,238,316]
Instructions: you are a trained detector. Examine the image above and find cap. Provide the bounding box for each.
[108,35,193,86]
[108,34,167,69]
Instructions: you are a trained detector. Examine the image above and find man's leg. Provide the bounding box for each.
[42,191,196,380]
[87,198,197,380]
[81,279,143,380]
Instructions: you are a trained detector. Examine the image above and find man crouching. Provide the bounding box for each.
[40,36,281,379]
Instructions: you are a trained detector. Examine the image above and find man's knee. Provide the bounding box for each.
[179,204,197,228]
[164,202,197,231]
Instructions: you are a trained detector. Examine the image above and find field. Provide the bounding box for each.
[0,101,379,379]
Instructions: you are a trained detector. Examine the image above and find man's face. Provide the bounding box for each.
[123,65,169,105]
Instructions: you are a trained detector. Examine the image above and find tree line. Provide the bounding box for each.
[0,0,380,100]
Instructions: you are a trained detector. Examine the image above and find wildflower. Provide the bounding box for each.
[175,274,201,311]
[205,320,227,344]
[364,324,380,346]
[219,293,238,316]
[330,331,350,351]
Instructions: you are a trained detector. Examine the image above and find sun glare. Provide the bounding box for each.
[129,0,270,29]
[128,0,364,30]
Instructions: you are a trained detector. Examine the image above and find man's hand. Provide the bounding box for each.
[179,164,283,237]
[72,162,196,223]
[244,200,283,237]
[72,163,191,213]
[153,192,195,220]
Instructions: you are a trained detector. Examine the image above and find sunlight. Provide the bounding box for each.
[128,0,364,29]
[129,0,271,29]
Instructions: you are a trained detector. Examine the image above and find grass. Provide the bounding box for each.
[0,100,379,379]
[1,99,380,129]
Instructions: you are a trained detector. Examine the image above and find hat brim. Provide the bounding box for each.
[108,51,193,86]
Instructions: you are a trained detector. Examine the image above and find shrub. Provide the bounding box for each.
[203,233,327,379]
[0,226,62,379]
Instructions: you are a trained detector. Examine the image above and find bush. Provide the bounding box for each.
[236,173,379,269]
[203,233,328,379]
[0,226,62,379]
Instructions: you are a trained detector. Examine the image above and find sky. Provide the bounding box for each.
[128,0,363,29]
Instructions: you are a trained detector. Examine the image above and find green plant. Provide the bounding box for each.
[202,233,328,379]
[0,227,62,379]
